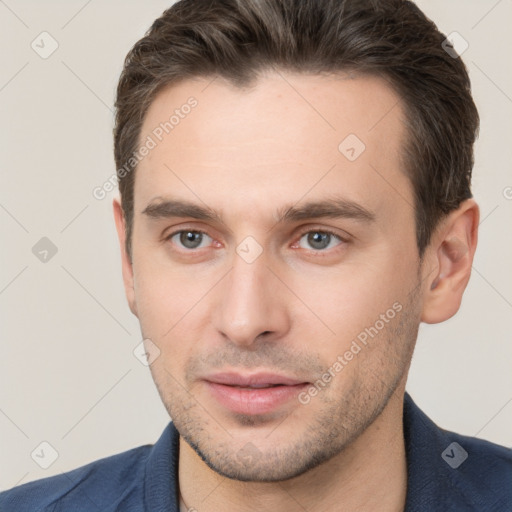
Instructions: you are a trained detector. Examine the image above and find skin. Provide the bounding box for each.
[113,71,479,512]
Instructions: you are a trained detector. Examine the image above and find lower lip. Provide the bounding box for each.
[205,381,309,415]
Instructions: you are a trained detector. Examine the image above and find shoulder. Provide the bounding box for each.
[0,444,152,512]
[440,428,512,511]
[404,392,512,511]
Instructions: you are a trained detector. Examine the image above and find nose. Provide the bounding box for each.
[212,249,290,348]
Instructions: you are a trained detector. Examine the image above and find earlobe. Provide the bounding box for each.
[421,199,479,324]
[112,198,138,317]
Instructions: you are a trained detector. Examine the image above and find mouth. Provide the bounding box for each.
[203,372,310,416]
[225,384,284,389]
[205,371,308,387]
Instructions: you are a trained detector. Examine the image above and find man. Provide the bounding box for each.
[1,0,511,510]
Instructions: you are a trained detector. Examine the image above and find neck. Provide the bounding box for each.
[178,389,407,512]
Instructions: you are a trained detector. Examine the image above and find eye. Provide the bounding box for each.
[296,230,345,251]
[166,230,213,250]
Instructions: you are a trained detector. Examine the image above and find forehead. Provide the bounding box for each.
[134,71,412,225]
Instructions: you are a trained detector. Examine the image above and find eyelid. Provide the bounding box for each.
[161,220,216,241]
[163,225,212,242]
[287,228,348,257]
[162,226,214,253]
[293,225,351,243]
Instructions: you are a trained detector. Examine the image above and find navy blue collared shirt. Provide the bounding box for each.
[1,392,511,511]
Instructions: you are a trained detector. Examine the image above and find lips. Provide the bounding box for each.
[205,372,306,387]
[203,372,309,415]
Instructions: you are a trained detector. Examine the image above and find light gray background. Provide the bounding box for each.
[1,0,511,490]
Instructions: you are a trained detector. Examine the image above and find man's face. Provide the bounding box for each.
[124,71,426,481]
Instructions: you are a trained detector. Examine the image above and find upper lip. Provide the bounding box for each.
[204,372,308,387]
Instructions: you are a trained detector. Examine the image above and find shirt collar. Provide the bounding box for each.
[402,391,467,510]
[144,420,181,512]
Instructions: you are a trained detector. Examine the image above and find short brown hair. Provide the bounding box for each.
[114,0,479,261]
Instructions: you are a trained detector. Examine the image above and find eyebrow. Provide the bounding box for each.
[276,197,376,224]
[142,199,223,223]
[141,196,376,225]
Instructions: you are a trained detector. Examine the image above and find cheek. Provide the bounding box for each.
[131,258,216,368]
[285,259,416,384]
[132,259,191,340]
[290,259,404,339]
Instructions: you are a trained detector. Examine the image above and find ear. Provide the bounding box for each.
[113,197,138,317]
[421,198,479,324]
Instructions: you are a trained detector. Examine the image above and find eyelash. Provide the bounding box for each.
[164,229,212,250]
[164,227,349,254]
